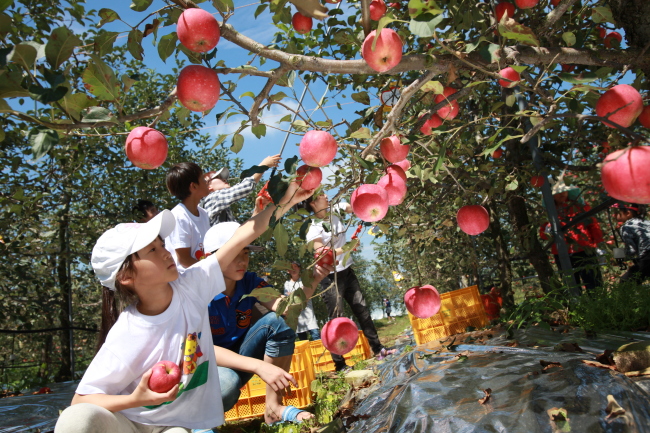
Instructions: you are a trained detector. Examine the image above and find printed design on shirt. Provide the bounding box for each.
[194,242,206,261]
[182,332,203,375]
[236,309,252,329]
[209,314,225,336]
[257,279,270,289]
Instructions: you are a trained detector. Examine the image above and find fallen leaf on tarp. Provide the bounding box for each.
[540,360,562,372]
[582,359,618,371]
[478,388,491,404]
[624,367,650,377]
[596,349,615,366]
[605,395,626,420]
[554,342,583,352]
[547,407,570,432]
[505,340,519,347]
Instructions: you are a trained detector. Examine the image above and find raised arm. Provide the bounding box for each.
[252,154,281,184]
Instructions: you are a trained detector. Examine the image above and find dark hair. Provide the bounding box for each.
[613,202,642,219]
[95,254,140,352]
[132,199,156,221]
[166,162,203,201]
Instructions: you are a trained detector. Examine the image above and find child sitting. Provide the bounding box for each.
[612,202,650,285]
[54,182,313,433]
[203,222,332,424]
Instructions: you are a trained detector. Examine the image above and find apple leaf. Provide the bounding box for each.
[240,91,255,99]
[284,155,298,174]
[409,14,444,38]
[291,119,309,132]
[45,27,81,69]
[157,32,177,63]
[498,18,539,47]
[210,134,227,151]
[82,55,120,101]
[0,0,12,12]
[93,31,119,57]
[421,80,444,93]
[251,124,266,139]
[212,0,234,14]
[299,218,312,240]
[478,43,500,64]
[28,127,59,160]
[0,98,10,112]
[561,31,575,47]
[177,44,202,64]
[242,286,282,303]
[274,223,289,257]
[60,92,96,120]
[592,6,614,24]
[230,133,244,153]
[272,259,293,271]
[558,72,598,84]
[351,91,370,105]
[350,127,371,139]
[9,42,37,69]
[270,91,287,101]
[98,8,120,28]
[130,0,153,12]
[28,83,68,104]
[127,29,143,61]
[407,0,443,19]
[81,106,116,123]
[121,73,137,93]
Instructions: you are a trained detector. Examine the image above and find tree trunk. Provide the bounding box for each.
[506,194,558,294]
[55,193,72,381]
[485,201,514,308]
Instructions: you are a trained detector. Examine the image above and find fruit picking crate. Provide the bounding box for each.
[309,330,371,373]
[408,285,489,346]
[224,341,314,422]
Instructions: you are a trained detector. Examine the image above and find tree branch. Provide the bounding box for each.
[249,65,291,126]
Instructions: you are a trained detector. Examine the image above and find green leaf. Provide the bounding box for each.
[409,15,444,38]
[0,98,9,111]
[498,21,539,47]
[28,127,58,160]
[505,94,516,106]
[505,179,519,191]
[592,6,614,24]
[231,133,244,153]
[267,173,289,206]
[130,0,153,12]
[121,73,137,93]
[351,91,370,105]
[276,71,296,88]
[0,0,13,12]
[407,0,443,18]
[254,3,267,18]
[421,80,444,93]
[82,54,120,101]
[284,155,298,174]
[350,127,371,139]
[240,91,255,99]
[61,92,97,120]
[270,92,287,102]
[212,0,234,13]
[299,218,312,240]
[251,123,266,139]
[242,286,281,303]
[0,13,11,38]
[45,27,81,69]
[93,31,119,57]
[0,66,28,98]
[291,119,309,132]
[240,164,268,179]
[0,128,4,142]
[558,72,598,84]
[81,106,117,123]
[177,43,202,64]
[157,33,177,63]
[210,134,227,151]
[9,43,37,69]
[561,31,575,47]
[274,223,289,257]
[28,84,68,103]
[127,29,144,61]
[272,259,293,271]
[479,43,500,64]
[98,8,120,27]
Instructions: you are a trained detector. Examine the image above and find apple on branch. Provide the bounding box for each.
[457,205,490,235]
[322,317,359,355]
[361,28,403,73]
[351,184,389,222]
[379,135,410,163]
[369,0,387,20]
[176,8,220,53]
[125,127,168,170]
[601,146,650,204]
[299,130,338,167]
[292,12,313,34]
[296,165,322,190]
[177,65,220,112]
[595,84,643,128]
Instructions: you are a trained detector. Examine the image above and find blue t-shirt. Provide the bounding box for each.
[208,272,271,349]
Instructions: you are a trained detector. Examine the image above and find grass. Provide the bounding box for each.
[374,314,411,348]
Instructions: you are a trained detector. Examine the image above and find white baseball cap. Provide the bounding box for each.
[91,209,176,290]
[205,167,229,182]
[203,221,264,254]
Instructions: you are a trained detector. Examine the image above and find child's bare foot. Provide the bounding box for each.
[264,404,314,424]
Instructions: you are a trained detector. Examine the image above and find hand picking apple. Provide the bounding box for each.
[130,366,180,407]
[148,360,182,393]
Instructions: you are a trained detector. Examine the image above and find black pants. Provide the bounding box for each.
[555,251,603,292]
[320,267,383,367]
[621,254,650,285]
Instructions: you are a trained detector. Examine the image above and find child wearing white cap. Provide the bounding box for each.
[54,182,314,433]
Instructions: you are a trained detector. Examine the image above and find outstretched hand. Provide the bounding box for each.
[313,263,334,284]
[130,369,179,407]
[256,362,298,396]
[260,154,281,169]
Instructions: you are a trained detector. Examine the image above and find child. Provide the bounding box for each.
[302,193,396,371]
[202,222,332,424]
[133,199,159,223]
[54,182,314,433]
[284,262,321,341]
[165,162,211,272]
[611,203,650,285]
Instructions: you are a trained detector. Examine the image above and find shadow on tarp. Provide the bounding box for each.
[348,327,650,433]
[3,327,650,433]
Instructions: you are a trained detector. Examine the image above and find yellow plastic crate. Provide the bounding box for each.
[408,285,489,346]
[309,330,371,373]
[224,341,314,422]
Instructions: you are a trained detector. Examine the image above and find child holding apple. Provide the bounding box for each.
[611,202,650,285]
[54,182,314,433]
[202,222,332,424]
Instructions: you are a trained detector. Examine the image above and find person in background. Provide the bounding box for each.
[284,262,321,341]
[540,181,604,293]
[383,298,394,322]
[201,155,281,225]
[611,202,650,285]
[132,199,159,223]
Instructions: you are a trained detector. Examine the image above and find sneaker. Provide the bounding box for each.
[334,361,351,372]
[375,347,398,361]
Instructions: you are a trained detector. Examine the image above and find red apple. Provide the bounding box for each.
[492,148,504,158]
[314,247,335,266]
[176,8,220,53]
[495,1,515,22]
[531,175,545,188]
[299,130,338,167]
[369,0,387,20]
[380,135,410,163]
[377,172,407,205]
[177,65,220,112]
[322,318,359,355]
[389,2,401,8]
[514,0,539,8]
[596,26,606,39]
[148,360,181,393]
[296,165,322,190]
[351,184,389,222]
[404,285,441,319]
[292,12,312,34]
[419,113,443,135]
[595,84,643,128]
[125,127,168,170]
[498,67,520,88]
[561,64,576,72]
[394,159,411,172]
[457,205,490,235]
[550,0,560,6]
[604,31,622,49]
[601,146,650,204]
[325,0,341,3]
[638,106,650,128]
[362,28,403,73]
[386,164,407,182]
[434,87,460,120]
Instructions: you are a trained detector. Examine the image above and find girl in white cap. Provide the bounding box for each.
[54,182,314,433]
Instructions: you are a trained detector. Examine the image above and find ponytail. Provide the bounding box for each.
[95,286,119,352]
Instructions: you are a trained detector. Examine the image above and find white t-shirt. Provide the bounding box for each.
[76,255,225,429]
[306,202,352,272]
[283,279,318,333]
[166,203,211,272]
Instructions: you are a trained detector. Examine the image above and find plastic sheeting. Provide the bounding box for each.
[3,327,650,433]
[348,327,650,432]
